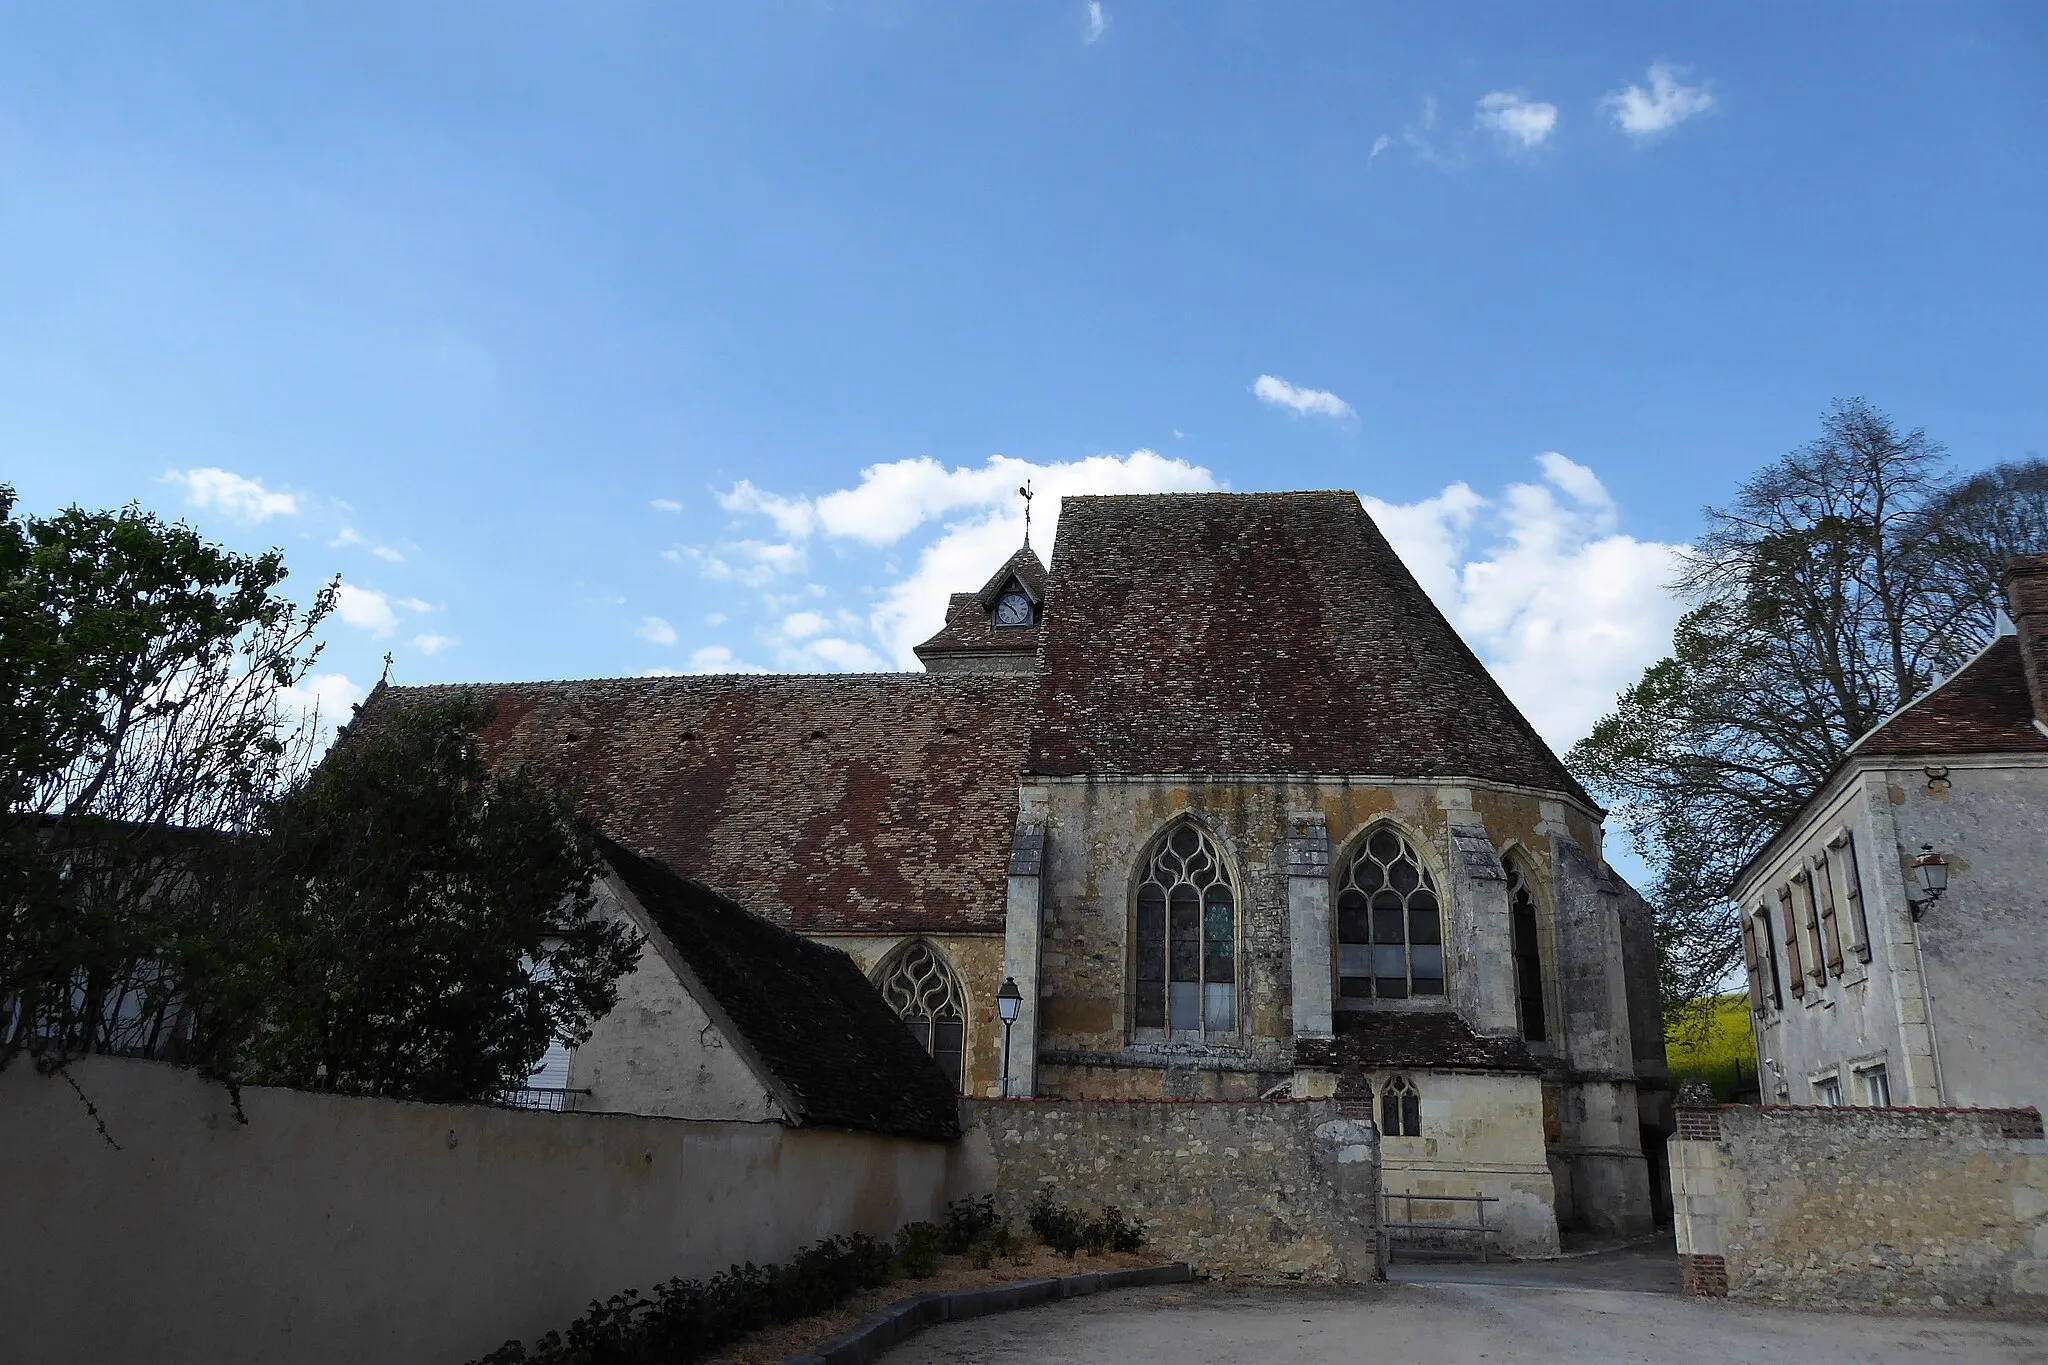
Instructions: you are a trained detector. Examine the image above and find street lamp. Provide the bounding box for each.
[996,977,1022,1098]
[1909,846,1949,922]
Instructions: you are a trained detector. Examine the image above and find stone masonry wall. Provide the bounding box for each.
[1671,1097,2048,1315]
[961,1098,1381,1281]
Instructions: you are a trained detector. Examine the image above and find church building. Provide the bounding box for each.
[380,491,1669,1254]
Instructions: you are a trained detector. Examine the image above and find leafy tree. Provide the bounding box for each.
[0,485,332,1071]
[1570,403,2048,1011]
[2,487,637,1106]
[239,695,640,1102]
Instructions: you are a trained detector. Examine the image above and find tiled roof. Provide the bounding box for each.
[912,593,1043,662]
[1852,636,2048,758]
[1024,493,1594,803]
[915,546,1048,664]
[1295,1010,1542,1075]
[368,673,1032,934]
[975,545,1048,609]
[596,833,960,1141]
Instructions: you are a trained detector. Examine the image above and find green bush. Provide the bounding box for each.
[969,1218,1027,1269]
[892,1221,943,1279]
[941,1194,999,1254]
[1026,1191,1146,1259]
[471,1232,892,1365]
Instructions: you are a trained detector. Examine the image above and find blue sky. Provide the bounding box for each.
[3,2,2044,761]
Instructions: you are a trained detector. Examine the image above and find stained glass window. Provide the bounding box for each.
[1133,823,1237,1035]
[1337,828,1444,1001]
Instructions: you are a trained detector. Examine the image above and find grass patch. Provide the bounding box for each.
[1665,992,1758,1101]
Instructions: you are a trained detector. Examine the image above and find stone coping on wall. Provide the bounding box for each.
[783,1263,1193,1365]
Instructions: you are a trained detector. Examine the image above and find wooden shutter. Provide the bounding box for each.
[1834,830,1872,962]
[1778,885,1805,996]
[1794,872,1826,984]
[1755,909,1784,1009]
[1812,851,1845,972]
[1740,912,1765,1012]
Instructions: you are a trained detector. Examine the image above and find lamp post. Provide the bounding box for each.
[1909,846,1949,921]
[996,977,1022,1098]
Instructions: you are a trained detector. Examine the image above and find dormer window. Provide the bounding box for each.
[993,589,1033,628]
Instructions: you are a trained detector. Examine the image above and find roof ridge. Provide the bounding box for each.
[1843,631,2004,759]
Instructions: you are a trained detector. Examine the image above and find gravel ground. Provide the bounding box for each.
[879,1280,2048,1364]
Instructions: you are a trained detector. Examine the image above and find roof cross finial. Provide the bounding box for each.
[1018,480,1034,549]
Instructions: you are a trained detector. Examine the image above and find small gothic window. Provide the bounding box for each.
[1133,822,1237,1034]
[876,942,966,1090]
[1507,860,1547,1043]
[1380,1075,1421,1136]
[1337,828,1444,1001]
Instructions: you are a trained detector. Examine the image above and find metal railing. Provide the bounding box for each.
[1381,1191,1502,1264]
[496,1086,592,1113]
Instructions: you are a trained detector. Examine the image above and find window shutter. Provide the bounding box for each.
[1834,831,1872,963]
[1778,885,1805,996]
[1755,908,1784,1009]
[1812,851,1844,972]
[1794,872,1826,985]
[1740,912,1764,1013]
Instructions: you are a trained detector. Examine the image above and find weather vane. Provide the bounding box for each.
[1019,480,1034,549]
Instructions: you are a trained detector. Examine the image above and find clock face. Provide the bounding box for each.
[993,591,1033,627]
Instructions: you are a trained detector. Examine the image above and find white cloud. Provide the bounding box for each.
[650,498,684,514]
[411,633,457,655]
[1364,456,1688,748]
[1369,134,1393,162]
[637,616,678,646]
[805,637,887,672]
[705,612,728,626]
[781,611,827,639]
[678,539,808,586]
[333,583,400,636]
[1603,63,1715,138]
[716,481,815,538]
[394,597,436,614]
[688,644,768,675]
[1082,0,1108,44]
[1253,374,1354,420]
[163,468,298,523]
[281,671,365,748]
[1476,91,1558,149]
[330,526,405,563]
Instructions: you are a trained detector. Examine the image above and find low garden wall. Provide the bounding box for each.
[1670,1093,2048,1313]
[960,1098,1381,1280]
[1,1055,983,1364]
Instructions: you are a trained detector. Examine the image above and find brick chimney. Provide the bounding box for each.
[2008,553,2048,732]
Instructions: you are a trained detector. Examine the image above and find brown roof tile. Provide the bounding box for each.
[371,673,1031,934]
[1024,492,1593,803]
[1852,635,2048,759]
[1296,1010,1542,1076]
[914,547,1048,664]
[597,833,960,1140]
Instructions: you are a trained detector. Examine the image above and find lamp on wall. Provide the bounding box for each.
[1909,846,1948,921]
[996,977,1023,1098]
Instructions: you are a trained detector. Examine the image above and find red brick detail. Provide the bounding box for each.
[1680,1254,1728,1297]
[1675,1108,1722,1141]
[1335,1100,1373,1120]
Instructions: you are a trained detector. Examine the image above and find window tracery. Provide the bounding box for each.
[876,941,966,1089]
[1336,827,1444,1001]
[1133,822,1238,1035]
[1380,1075,1421,1136]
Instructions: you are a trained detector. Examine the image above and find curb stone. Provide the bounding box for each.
[784,1263,1193,1365]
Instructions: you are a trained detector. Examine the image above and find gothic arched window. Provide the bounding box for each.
[1380,1075,1421,1136]
[1133,822,1237,1035]
[1337,827,1444,1000]
[1507,858,1548,1043]
[876,941,966,1090]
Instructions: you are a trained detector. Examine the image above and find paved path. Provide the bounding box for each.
[881,1279,2048,1364]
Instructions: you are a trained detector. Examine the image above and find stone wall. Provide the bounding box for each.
[4,1056,982,1365]
[961,1097,1381,1280]
[1670,1097,2048,1314]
